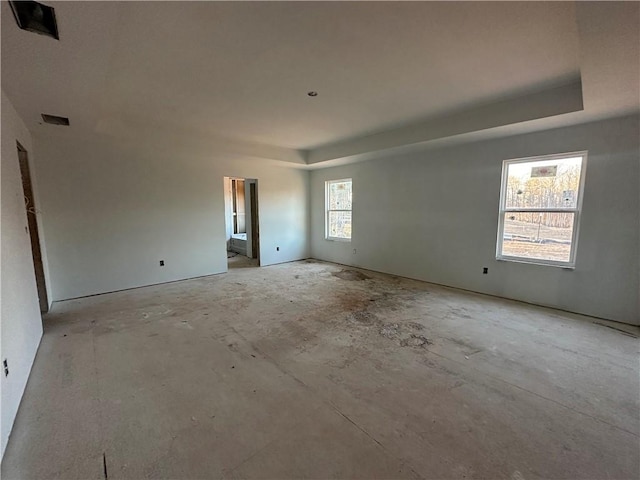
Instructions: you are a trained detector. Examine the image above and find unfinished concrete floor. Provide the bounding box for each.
[2,260,639,479]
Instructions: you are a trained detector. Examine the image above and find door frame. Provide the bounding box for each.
[17,142,49,313]
[250,182,260,262]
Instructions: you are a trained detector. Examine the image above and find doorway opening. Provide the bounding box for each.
[17,142,49,313]
[223,177,260,269]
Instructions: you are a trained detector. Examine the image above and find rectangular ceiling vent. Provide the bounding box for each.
[41,114,69,126]
[10,1,59,40]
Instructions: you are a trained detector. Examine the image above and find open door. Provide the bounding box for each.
[17,142,48,313]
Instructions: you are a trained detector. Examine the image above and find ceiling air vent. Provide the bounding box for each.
[41,114,69,126]
[9,1,59,40]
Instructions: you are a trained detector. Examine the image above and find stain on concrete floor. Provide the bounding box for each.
[332,269,370,281]
[349,310,377,324]
[400,334,432,348]
[379,322,432,347]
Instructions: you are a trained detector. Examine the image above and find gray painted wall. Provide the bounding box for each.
[32,132,309,301]
[311,115,640,325]
[1,92,44,458]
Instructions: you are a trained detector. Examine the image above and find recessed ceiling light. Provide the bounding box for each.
[9,1,59,40]
[41,114,69,126]
[307,91,318,97]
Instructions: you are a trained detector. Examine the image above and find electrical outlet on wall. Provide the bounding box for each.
[483,267,488,274]
[276,247,280,251]
[159,260,165,266]
[353,248,357,254]
[3,359,8,377]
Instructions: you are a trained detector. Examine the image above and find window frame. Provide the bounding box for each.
[496,151,588,269]
[325,178,352,242]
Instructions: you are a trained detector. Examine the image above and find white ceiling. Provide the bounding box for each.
[1,1,638,167]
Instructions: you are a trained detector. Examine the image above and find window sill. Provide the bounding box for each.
[325,237,351,243]
[496,256,575,270]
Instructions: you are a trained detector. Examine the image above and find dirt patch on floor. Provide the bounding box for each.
[400,334,433,348]
[379,322,433,348]
[406,321,425,331]
[379,323,400,338]
[329,274,434,350]
[350,310,377,324]
[336,292,372,313]
[332,270,370,281]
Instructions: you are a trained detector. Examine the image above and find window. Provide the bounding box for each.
[326,179,352,240]
[497,152,587,268]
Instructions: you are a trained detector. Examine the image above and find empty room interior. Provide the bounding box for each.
[1,1,639,479]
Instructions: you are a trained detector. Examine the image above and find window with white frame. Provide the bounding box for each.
[326,179,352,240]
[497,152,587,267]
